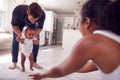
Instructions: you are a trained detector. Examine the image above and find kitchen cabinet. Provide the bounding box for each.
[62,29,82,51]
[43,11,58,45]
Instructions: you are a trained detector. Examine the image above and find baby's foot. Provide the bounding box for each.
[21,68,25,72]
[30,67,34,71]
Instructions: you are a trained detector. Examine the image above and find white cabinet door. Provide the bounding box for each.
[64,17,74,29]
[62,30,82,51]
[43,11,54,32]
[39,30,45,46]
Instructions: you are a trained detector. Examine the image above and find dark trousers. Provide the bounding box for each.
[11,28,39,63]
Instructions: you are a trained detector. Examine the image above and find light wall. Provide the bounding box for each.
[6,0,75,45]
[6,0,37,33]
[57,14,74,44]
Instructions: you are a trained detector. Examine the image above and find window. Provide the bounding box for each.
[0,13,2,28]
[0,0,4,10]
[0,11,5,28]
[0,0,6,28]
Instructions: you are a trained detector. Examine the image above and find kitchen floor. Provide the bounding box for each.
[0,45,102,80]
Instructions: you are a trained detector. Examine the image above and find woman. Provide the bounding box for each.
[29,0,120,80]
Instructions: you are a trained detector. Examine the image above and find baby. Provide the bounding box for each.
[17,27,39,72]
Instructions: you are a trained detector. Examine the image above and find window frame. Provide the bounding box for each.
[0,0,7,28]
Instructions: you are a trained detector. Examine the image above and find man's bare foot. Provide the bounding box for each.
[22,68,25,72]
[8,63,17,69]
[33,63,43,69]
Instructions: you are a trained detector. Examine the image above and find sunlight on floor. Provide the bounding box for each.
[41,48,52,52]
[0,54,11,63]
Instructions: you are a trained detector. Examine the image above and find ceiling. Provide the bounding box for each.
[37,0,87,14]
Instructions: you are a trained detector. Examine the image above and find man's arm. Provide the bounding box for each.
[35,10,45,37]
[12,26,25,44]
[13,26,21,36]
[34,28,42,37]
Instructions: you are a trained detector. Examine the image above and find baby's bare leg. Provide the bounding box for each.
[29,53,34,71]
[21,53,26,72]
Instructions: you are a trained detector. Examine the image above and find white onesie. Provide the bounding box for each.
[21,36,33,58]
[94,30,120,80]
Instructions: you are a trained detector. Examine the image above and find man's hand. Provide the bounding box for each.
[34,28,42,37]
[29,73,43,80]
[33,37,39,45]
[19,38,25,44]
[16,36,25,44]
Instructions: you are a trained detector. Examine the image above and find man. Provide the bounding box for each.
[9,2,45,69]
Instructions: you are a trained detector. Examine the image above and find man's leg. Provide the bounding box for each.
[32,35,43,69]
[9,32,19,69]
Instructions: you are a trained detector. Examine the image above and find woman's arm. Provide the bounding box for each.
[29,37,94,80]
[77,60,98,73]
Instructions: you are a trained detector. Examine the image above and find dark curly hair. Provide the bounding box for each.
[28,2,42,18]
[81,0,109,24]
[97,0,120,35]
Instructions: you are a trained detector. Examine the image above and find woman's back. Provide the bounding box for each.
[89,30,120,80]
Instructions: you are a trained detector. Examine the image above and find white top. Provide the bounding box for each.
[94,30,120,43]
[21,36,33,58]
[94,30,120,80]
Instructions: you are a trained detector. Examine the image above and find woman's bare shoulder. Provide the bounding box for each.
[74,34,100,48]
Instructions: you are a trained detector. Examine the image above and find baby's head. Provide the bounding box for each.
[24,27,35,39]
